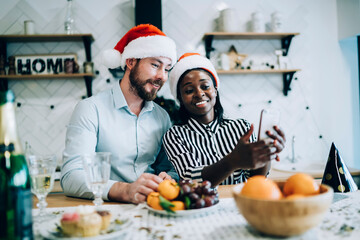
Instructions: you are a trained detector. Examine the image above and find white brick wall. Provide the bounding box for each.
[0,0,357,169]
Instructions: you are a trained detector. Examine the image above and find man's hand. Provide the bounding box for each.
[108,173,163,204]
[158,171,172,180]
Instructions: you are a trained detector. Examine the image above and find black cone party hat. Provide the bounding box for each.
[321,142,358,192]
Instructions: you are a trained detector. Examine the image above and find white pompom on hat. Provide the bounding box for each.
[169,53,220,99]
[102,24,177,69]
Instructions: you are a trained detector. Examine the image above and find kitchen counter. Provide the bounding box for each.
[268,167,360,181]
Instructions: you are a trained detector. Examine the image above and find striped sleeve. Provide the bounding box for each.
[163,127,205,182]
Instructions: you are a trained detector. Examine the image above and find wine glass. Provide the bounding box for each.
[82,152,111,207]
[28,154,57,222]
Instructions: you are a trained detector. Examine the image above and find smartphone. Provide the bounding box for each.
[258,109,280,140]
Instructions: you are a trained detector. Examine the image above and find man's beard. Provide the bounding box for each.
[129,64,163,101]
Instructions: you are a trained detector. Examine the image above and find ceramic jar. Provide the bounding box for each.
[271,12,283,32]
[251,12,264,32]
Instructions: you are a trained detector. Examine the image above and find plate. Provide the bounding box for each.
[145,203,219,217]
[38,217,131,240]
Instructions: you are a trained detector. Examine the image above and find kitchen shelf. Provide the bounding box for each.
[0,34,95,96]
[0,73,94,79]
[203,32,300,96]
[216,69,301,96]
[203,32,300,58]
[216,69,301,74]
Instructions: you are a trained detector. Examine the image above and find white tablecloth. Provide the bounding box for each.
[33,191,360,240]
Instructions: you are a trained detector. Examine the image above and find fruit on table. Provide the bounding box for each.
[147,179,219,212]
[283,173,320,196]
[285,194,305,200]
[239,173,321,201]
[179,180,219,209]
[147,192,163,210]
[158,179,180,200]
[169,201,185,211]
[241,175,283,200]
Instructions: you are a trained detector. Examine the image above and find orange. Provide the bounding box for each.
[147,192,163,210]
[241,175,283,200]
[283,173,320,196]
[170,201,185,211]
[285,194,305,200]
[158,179,180,200]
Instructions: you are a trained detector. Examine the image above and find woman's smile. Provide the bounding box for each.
[194,100,209,107]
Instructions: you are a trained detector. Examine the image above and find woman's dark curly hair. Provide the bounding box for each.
[176,68,224,125]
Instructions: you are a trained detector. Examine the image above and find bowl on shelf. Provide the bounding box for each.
[232,181,333,237]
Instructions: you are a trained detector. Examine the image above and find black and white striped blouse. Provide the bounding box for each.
[163,117,256,185]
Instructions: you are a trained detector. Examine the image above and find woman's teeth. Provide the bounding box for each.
[195,101,207,106]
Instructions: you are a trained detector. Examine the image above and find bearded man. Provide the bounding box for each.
[61,24,178,204]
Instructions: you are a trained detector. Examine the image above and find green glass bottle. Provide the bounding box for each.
[0,90,33,240]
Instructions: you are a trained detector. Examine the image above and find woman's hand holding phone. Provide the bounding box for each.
[258,109,286,161]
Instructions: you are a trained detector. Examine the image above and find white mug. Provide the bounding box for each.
[24,20,35,35]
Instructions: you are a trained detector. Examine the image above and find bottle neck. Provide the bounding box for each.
[0,102,23,154]
[66,0,73,17]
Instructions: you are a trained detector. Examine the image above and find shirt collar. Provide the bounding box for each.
[112,81,154,112]
[187,117,219,136]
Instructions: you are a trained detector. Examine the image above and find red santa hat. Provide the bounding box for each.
[169,53,220,99]
[102,24,177,69]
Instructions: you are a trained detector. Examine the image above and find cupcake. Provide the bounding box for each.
[60,212,80,236]
[97,210,112,231]
[76,212,102,237]
[60,206,102,237]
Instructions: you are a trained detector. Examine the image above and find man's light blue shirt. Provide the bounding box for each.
[61,82,178,200]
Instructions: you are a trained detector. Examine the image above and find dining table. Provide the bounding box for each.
[32,169,360,240]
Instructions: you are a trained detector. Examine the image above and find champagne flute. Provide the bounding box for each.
[82,152,111,207]
[28,154,57,221]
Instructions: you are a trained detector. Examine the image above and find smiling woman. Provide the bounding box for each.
[163,53,287,186]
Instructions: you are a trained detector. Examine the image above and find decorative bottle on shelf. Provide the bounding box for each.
[64,0,75,34]
[0,90,33,240]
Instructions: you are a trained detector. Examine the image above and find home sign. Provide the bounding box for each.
[14,53,77,75]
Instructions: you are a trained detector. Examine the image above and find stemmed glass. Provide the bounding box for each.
[28,154,57,222]
[82,152,111,207]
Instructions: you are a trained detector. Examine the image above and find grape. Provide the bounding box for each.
[188,192,200,201]
[204,196,214,207]
[208,188,217,196]
[202,186,211,195]
[213,195,219,204]
[194,186,202,195]
[180,179,193,186]
[202,180,212,188]
[195,198,205,209]
[181,184,191,195]
[175,180,219,210]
